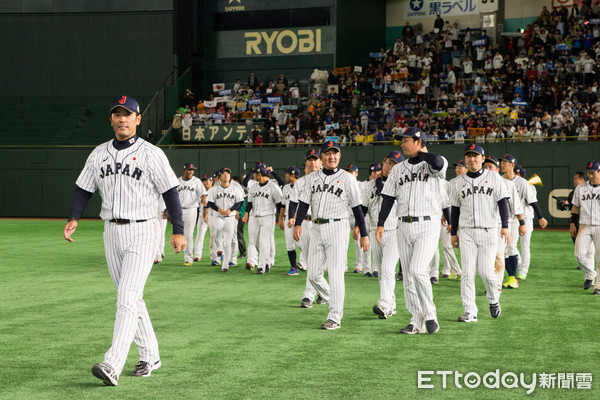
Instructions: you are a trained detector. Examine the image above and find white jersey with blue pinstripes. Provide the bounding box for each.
[362,179,398,231]
[298,168,363,219]
[572,181,600,225]
[449,169,509,228]
[76,138,178,220]
[381,156,448,217]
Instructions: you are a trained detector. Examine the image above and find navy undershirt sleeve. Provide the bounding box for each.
[242,172,253,187]
[377,194,395,227]
[530,202,544,219]
[498,198,509,229]
[352,205,368,237]
[288,201,298,219]
[163,187,184,235]
[442,207,450,223]
[230,201,244,211]
[450,206,460,235]
[271,171,285,186]
[245,202,253,214]
[294,201,309,226]
[417,151,444,171]
[207,201,219,211]
[68,186,93,221]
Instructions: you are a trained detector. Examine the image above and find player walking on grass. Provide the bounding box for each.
[206,168,245,272]
[193,174,212,262]
[293,141,369,330]
[177,163,205,267]
[363,151,403,319]
[63,96,185,386]
[570,161,600,293]
[449,145,509,323]
[376,127,448,335]
[281,166,301,275]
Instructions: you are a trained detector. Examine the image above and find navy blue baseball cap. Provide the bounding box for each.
[516,165,527,177]
[254,164,268,175]
[183,163,197,170]
[320,140,340,153]
[346,164,358,172]
[452,159,466,167]
[110,95,140,114]
[221,167,232,174]
[369,163,382,172]
[285,165,300,177]
[464,143,484,156]
[401,127,426,143]
[385,150,404,163]
[213,170,222,178]
[483,156,499,167]
[305,148,320,160]
[586,160,600,171]
[502,153,517,164]
[201,174,211,181]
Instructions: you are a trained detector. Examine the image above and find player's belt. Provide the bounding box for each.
[400,216,431,223]
[109,219,147,225]
[305,215,312,221]
[313,218,342,225]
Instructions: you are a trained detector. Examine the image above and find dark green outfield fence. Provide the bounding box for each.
[1,142,598,227]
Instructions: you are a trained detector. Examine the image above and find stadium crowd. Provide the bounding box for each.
[174,3,600,145]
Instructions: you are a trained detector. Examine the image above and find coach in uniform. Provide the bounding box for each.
[293,141,369,330]
[376,127,448,334]
[63,96,185,386]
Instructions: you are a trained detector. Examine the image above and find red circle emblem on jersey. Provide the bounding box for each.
[133,157,136,160]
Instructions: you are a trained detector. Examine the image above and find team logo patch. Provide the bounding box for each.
[394,153,400,158]
[133,157,136,160]
[119,96,127,104]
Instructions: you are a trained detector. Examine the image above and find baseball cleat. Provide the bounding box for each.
[265,265,271,273]
[584,279,594,290]
[296,262,305,271]
[320,319,340,330]
[222,267,229,273]
[397,272,403,281]
[315,295,327,304]
[301,298,313,308]
[239,252,247,258]
[254,267,264,275]
[285,268,299,276]
[425,319,439,334]
[373,271,379,278]
[211,260,220,266]
[183,262,192,267]
[517,273,527,280]
[442,274,449,278]
[228,262,235,267]
[448,274,460,280]
[373,304,388,319]
[92,362,118,386]
[364,272,372,277]
[504,276,519,288]
[153,260,160,265]
[245,262,254,270]
[430,277,439,284]
[593,289,600,295]
[354,267,362,273]
[399,324,419,334]
[194,257,200,262]
[132,360,161,377]
[489,303,501,318]
[457,312,478,322]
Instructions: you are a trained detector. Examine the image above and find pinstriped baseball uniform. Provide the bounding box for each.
[283,183,297,252]
[207,183,244,268]
[428,178,451,279]
[495,177,523,286]
[154,197,167,263]
[353,180,372,273]
[363,178,399,314]
[247,180,283,271]
[572,181,600,282]
[212,179,243,264]
[177,175,205,263]
[193,195,209,261]
[291,174,316,299]
[504,175,535,259]
[76,137,179,376]
[381,155,448,327]
[517,184,536,276]
[442,177,462,277]
[298,168,364,324]
[449,169,508,317]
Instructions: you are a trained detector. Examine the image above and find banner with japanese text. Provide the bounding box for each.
[404,0,478,19]
[174,123,263,144]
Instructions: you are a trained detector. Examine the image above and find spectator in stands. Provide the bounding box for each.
[434,14,445,33]
[248,72,259,91]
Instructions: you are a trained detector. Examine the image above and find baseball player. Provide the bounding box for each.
[363,151,403,319]
[177,163,206,266]
[500,154,548,288]
[288,149,325,308]
[293,141,369,330]
[570,161,600,293]
[514,166,536,280]
[361,163,382,277]
[243,164,284,274]
[193,174,212,262]
[449,144,509,323]
[346,164,367,274]
[281,166,301,275]
[482,156,525,294]
[63,96,185,386]
[376,127,448,335]
[206,168,245,272]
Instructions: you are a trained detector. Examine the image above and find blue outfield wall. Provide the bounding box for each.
[0,141,598,227]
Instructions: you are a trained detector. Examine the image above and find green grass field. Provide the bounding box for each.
[0,219,599,399]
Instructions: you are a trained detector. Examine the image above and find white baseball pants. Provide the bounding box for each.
[371,228,399,313]
[211,216,236,269]
[574,224,600,282]
[517,218,533,275]
[182,208,198,263]
[193,213,209,261]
